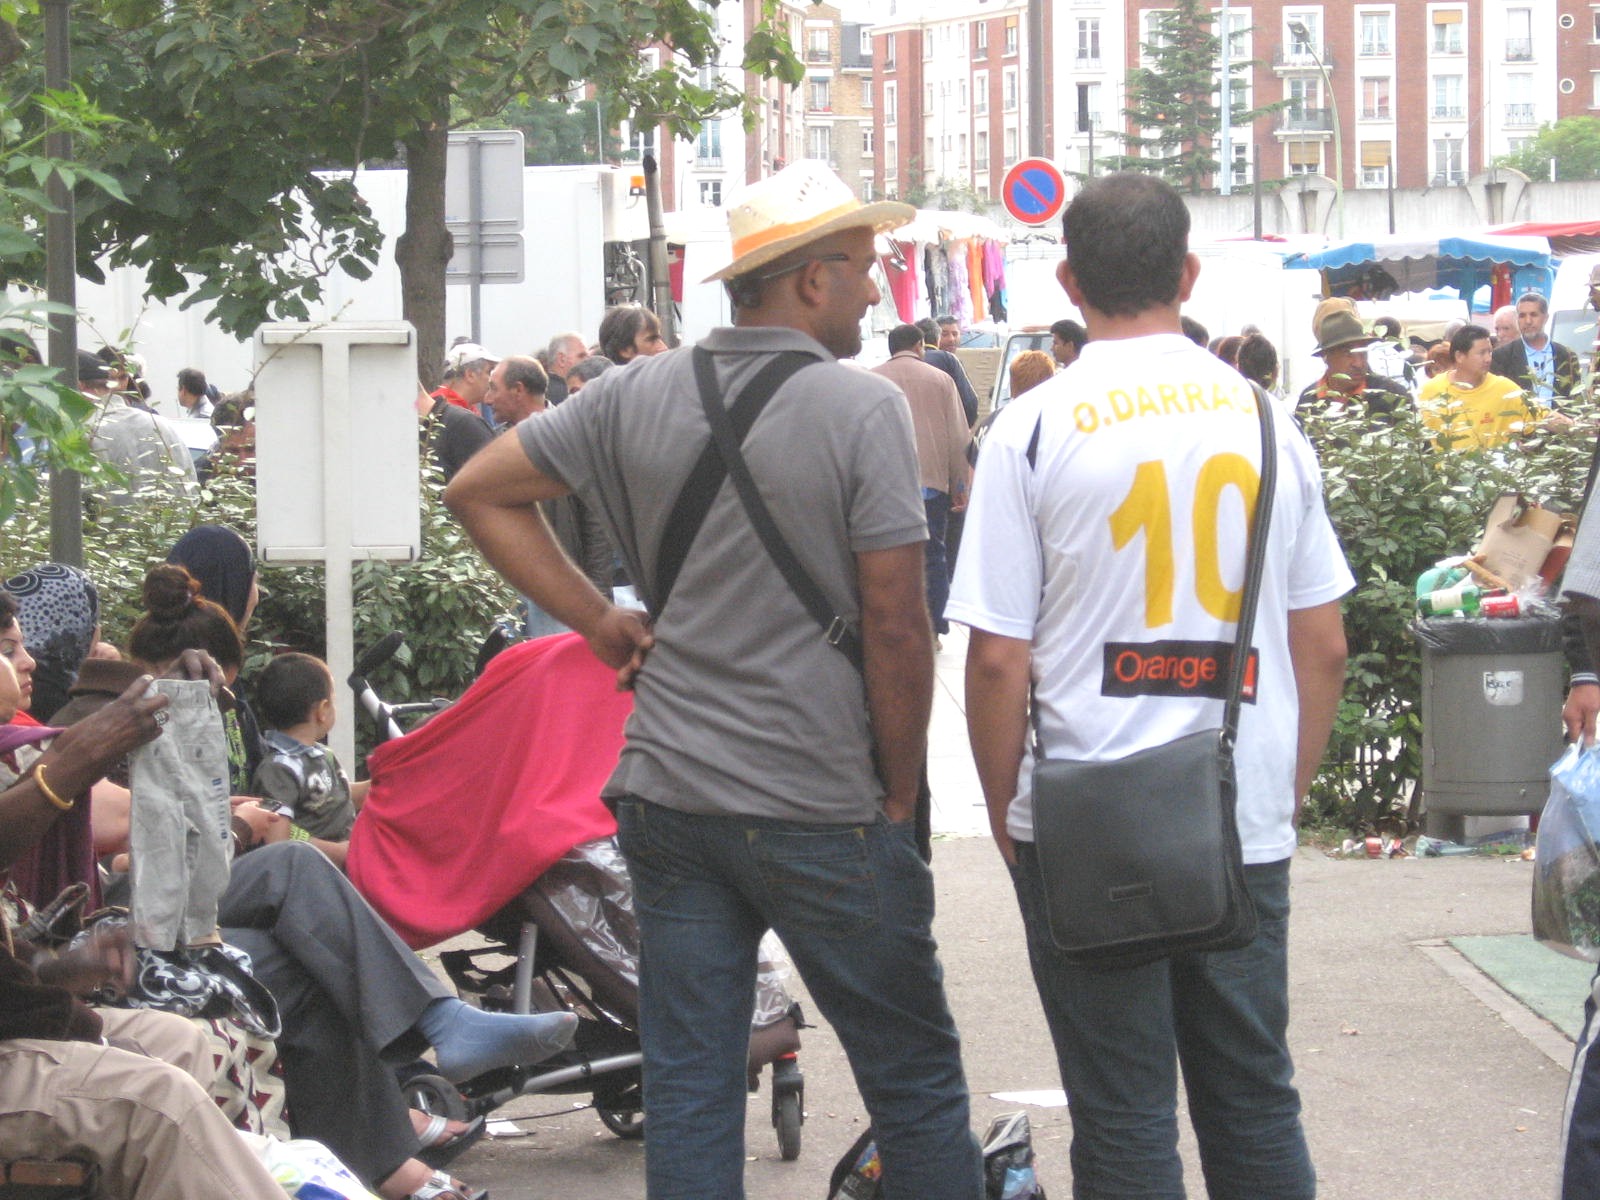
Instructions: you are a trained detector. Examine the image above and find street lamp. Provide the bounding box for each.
[1287,19,1343,237]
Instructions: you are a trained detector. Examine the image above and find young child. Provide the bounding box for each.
[251,652,367,843]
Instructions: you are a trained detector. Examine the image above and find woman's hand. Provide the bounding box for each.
[231,799,290,847]
[40,678,169,796]
[33,924,136,996]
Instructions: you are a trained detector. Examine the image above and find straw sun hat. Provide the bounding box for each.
[704,160,914,283]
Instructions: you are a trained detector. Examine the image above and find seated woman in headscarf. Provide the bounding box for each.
[2,564,117,724]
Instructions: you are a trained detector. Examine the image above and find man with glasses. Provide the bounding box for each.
[444,160,982,1200]
[1492,291,1579,403]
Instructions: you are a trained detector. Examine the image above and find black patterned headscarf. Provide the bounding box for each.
[2,564,99,722]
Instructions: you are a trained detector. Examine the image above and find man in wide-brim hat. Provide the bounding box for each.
[442,161,986,1200]
[1297,307,1410,421]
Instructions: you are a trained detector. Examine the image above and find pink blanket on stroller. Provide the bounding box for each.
[347,633,627,949]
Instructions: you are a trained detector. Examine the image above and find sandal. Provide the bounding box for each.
[416,1113,486,1170]
[406,1169,488,1200]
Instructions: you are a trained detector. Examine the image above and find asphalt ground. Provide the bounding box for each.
[430,627,1584,1199]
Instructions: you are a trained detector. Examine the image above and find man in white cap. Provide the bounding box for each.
[444,160,983,1200]
[433,341,500,422]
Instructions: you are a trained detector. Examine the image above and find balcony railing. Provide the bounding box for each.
[805,48,830,64]
[1359,40,1391,57]
[1076,55,1101,69]
[1432,104,1465,120]
[1506,38,1533,61]
[1278,107,1333,133]
[1505,102,1536,126]
[1274,46,1334,70]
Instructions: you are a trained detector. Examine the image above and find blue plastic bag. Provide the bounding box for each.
[1533,744,1600,961]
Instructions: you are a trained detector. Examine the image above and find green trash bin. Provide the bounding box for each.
[1414,615,1564,839]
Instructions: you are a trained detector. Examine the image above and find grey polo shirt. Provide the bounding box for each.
[518,327,927,823]
[1566,505,1600,601]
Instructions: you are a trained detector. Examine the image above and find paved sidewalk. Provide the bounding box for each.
[447,626,1582,1199]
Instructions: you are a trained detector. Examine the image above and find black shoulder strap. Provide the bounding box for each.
[692,346,864,670]
[1025,412,1043,469]
[652,349,816,618]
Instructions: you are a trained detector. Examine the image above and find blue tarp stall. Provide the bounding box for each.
[1282,233,1553,305]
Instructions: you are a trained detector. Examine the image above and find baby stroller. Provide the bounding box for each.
[344,631,808,1159]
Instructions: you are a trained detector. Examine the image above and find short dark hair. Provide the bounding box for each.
[1180,315,1209,347]
[888,324,925,354]
[255,651,334,731]
[936,314,957,329]
[914,317,939,346]
[568,356,613,386]
[0,589,16,632]
[1062,173,1189,318]
[1236,333,1279,389]
[597,305,660,361]
[502,356,548,396]
[127,564,243,675]
[1515,291,1548,315]
[177,368,207,397]
[1372,316,1401,339]
[1449,323,1492,358]
[1049,319,1087,350]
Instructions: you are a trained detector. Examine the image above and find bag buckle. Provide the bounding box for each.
[825,616,849,646]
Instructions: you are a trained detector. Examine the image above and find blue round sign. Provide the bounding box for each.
[1001,158,1067,226]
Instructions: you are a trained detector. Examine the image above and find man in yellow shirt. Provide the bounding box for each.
[1418,324,1543,450]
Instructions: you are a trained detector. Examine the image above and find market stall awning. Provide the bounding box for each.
[1491,221,1600,257]
[1282,233,1552,299]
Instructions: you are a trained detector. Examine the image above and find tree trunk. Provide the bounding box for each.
[396,120,454,391]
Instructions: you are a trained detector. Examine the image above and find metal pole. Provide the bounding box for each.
[1387,155,1396,234]
[1087,122,1095,178]
[1253,144,1262,239]
[1219,0,1231,195]
[468,137,483,343]
[1026,0,1044,157]
[1288,21,1342,238]
[643,153,676,347]
[43,0,81,566]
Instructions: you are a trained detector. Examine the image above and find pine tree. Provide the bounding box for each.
[1105,0,1278,193]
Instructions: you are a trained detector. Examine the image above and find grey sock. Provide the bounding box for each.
[417,998,578,1084]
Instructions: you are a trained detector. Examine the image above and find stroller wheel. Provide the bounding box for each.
[405,1072,470,1124]
[774,1090,802,1161]
[597,1105,645,1140]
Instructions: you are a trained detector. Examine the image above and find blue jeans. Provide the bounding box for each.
[1010,846,1314,1199]
[924,491,951,634]
[615,797,982,1200]
[1562,966,1600,1196]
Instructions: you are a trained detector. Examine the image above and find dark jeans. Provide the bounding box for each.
[615,797,982,1200]
[925,491,951,634]
[1010,846,1315,1199]
[1563,965,1600,1197]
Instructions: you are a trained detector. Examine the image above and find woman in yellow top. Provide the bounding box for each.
[1417,324,1542,450]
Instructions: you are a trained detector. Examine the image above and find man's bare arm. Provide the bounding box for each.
[964,629,1032,865]
[445,433,652,685]
[1287,600,1348,810]
[856,543,933,822]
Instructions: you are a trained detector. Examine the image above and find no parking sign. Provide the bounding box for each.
[1001,158,1068,227]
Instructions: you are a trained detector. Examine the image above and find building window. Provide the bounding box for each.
[974,71,988,115]
[975,21,987,53]
[1003,67,1018,112]
[925,83,933,112]
[1359,11,1391,56]
[1593,70,1600,108]
[1359,141,1391,187]
[1142,10,1170,58]
[1506,8,1532,60]
[810,126,831,161]
[885,133,897,178]
[923,29,933,59]
[959,132,968,168]
[699,179,721,206]
[1231,142,1250,187]
[1288,76,1321,120]
[1432,74,1464,119]
[1594,11,1600,43]
[1360,77,1390,120]
[976,129,989,170]
[696,119,722,165]
[1004,18,1018,56]
[1286,11,1320,57]
[1433,137,1464,184]
[861,79,872,106]
[1003,126,1018,165]
[959,79,967,110]
[862,180,875,201]
[1287,140,1321,175]
[1506,74,1534,125]
[862,126,874,154]
[1223,10,1250,60]
[885,82,896,122]
[1076,81,1100,132]
[1077,18,1100,65]
[1431,11,1464,55]
[860,27,871,56]
[884,37,895,69]
[806,28,829,63]
[810,78,831,111]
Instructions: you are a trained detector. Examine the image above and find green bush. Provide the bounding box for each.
[0,457,519,768]
[1299,398,1595,835]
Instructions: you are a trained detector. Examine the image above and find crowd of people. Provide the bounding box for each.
[12,155,1600,1200]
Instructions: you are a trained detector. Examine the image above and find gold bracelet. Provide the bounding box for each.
[33,764,74,812]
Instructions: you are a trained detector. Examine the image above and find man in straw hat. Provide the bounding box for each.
[444,160,984,1199]
[1296,309,1409,422]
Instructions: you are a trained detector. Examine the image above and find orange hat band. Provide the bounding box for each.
[729,199,864,261]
